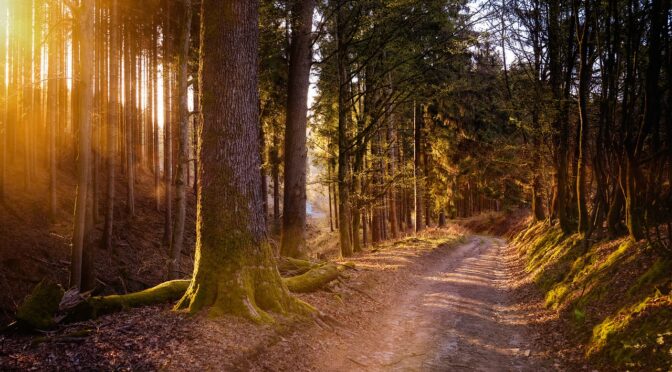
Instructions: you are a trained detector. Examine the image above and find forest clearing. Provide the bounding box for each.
[1,0,671,370]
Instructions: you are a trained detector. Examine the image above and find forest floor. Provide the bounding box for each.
[1,227,578,371]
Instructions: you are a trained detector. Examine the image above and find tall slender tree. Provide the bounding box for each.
[170,0,192,279]
[280,0,315,259]
[70,0,95,291]
[103,0,120,251]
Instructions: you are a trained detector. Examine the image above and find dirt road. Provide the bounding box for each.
[314,236,553,371]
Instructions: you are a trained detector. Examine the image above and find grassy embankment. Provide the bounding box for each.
[514,222,672,369]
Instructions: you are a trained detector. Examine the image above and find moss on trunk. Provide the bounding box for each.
[175,241,314,323]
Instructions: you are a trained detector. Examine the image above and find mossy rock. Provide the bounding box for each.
[16,279,64,330]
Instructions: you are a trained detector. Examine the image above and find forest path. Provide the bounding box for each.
[316,236,553,371]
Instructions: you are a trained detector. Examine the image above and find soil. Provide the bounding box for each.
[0,230,570,371]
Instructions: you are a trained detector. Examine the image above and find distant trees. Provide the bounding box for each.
[493,0,672,245]
[312,0,492,256]
[0,0,207,287]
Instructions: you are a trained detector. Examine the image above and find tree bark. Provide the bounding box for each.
[280,0,315,258]
[103,0,119,251]
[414,101,424,232]
[176,0,309,321]
[169,0,192,279]
[336,0,352,257]
[70,0,95,291]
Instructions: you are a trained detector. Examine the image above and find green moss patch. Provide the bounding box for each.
[15,279,64,329]
[283,263,346,293]
[589,295,672,369]
[514,222,672,369]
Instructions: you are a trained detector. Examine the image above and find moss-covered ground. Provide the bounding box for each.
[513,222,672,369]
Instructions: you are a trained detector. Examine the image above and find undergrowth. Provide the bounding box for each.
[513,222,672,369]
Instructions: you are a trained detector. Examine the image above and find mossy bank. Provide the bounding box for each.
[513,222,672,370]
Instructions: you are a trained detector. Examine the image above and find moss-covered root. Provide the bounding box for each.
[16,279,65,329]
[283,263,346,293]
[277,257,320,276]
[175,262,315,323]
[81,279,190,318]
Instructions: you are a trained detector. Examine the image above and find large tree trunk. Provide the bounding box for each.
[176,0,309,321]
[170,0,192,279]
[70,0,95,291]
[280,0,315,258]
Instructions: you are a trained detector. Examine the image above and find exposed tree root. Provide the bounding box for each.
[16,260,355,328]
[277,257,320,276]
[283,263,347,293]
[80,280,190,318]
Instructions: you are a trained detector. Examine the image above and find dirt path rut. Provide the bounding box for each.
[318,236,552,371]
